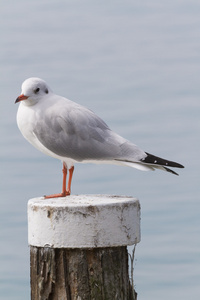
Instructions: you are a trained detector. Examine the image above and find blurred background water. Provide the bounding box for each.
[0,0,199,299]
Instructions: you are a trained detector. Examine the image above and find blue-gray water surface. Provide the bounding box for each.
[0,1,199,299]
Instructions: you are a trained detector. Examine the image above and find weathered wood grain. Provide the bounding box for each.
[30,246,137,300]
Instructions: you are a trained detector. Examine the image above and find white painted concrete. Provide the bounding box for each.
[28,195,141,248]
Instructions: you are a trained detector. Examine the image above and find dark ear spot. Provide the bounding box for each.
[45,89,49,94]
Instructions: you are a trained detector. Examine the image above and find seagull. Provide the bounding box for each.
[15,77,184,198]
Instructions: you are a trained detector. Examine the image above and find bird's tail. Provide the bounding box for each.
[115,152,184,175]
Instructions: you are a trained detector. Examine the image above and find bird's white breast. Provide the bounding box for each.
[17,103,38,144]
[17,103,49,155]
[16,102,76,168]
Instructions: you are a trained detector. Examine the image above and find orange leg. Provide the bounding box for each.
[62,164,67,195]
[44,164,74,199]
[66,166,74,195]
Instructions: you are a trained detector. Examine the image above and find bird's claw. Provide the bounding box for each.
[44,191,71,199]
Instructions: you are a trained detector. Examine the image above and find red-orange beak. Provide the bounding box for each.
[15,94,28,103]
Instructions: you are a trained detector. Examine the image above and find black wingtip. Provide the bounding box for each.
[163,166,179,176]
[143,152,184,169]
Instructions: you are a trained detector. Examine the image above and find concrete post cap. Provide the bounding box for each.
[28,195,141,248]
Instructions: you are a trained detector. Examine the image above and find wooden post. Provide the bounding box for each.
[28,195,140,300]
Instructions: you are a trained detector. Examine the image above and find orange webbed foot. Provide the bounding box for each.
[44,191,70,199]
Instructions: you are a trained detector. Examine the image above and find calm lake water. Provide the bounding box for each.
[0,1,200,299]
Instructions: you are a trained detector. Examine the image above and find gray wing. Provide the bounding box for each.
[33,98,145,162]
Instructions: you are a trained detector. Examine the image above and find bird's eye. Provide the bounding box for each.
[34,88,40,94]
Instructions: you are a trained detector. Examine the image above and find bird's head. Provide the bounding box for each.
[15,77,52,106]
